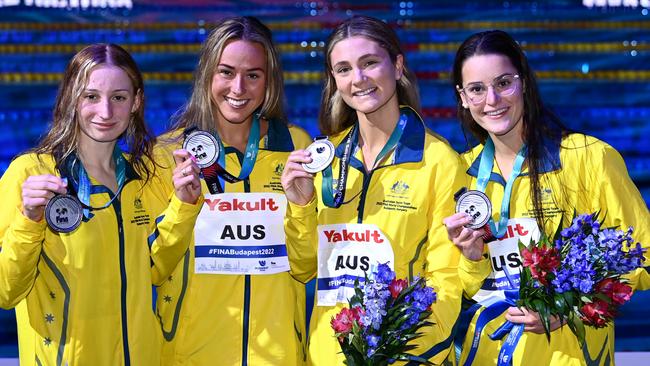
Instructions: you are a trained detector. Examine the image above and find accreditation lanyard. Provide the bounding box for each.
[321,113,408,208]
[203,115,261,194]
[475,138,527,239]
[65,146,128,220]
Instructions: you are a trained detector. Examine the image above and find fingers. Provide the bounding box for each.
[173,149,200,181]
[286,149,312,165]
[281,150,316,206]
[173,149,193,166]
[281,150,315,185]
[443,212,472,240]
[505,307,548,333]
[22,175,67,195]
[21,175,67,221]
[172,149,202,203]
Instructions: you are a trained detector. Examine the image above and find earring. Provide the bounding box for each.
[462,103,469,109]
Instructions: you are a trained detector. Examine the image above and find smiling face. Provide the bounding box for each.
[77,64,139,147]
[210,39,267,127]
[329,36,403,119]
[459,53,524,141]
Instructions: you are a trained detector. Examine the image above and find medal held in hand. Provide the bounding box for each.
[454,187,492,230]
[302,137,335,173]
[183,130,220,169]
[45,194,83,233]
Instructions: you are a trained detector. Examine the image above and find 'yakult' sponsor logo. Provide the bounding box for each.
[204,197,279,212]
[496,223,529,241]
[323,229,385,244]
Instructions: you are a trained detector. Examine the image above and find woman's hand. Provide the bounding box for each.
[443,212,486,261]
[281,149,315,206]
[21,175,68,222]
[505,307,564,334]
[172,149,202,204]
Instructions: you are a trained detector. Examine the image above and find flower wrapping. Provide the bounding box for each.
[331,263,437,366]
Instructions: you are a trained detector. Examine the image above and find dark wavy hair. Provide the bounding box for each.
[34,43,155,182]
[452,30,570,229]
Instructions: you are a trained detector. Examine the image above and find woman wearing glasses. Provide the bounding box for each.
[282,15,464,365]
[0,44,202,365]
[444,30,650,365]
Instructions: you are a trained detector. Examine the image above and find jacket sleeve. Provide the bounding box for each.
[593,144,650,291]
[284,196,318,284]
[149,193,203,286]
[414,147,465,363]
[0,156,46,309]
[458,254,492,298]
[147,143,204,286]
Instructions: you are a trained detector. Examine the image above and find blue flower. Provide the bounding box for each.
[375,263,395,284]
[366,334,380,348]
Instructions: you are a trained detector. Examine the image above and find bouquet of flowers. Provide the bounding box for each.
[518,212,646,344]
[330,263,437,365]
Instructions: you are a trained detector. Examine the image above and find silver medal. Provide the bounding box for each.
[183,130,220,169]
[302,138,335,173]
[455,190,492,230]
[45,194,83,233]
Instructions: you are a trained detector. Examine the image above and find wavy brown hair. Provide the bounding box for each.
[319,15,420,135]
[34,43,155,182]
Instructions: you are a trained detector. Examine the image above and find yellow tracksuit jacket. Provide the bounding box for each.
[285,108,465,365]
[0,152,202,366]
[455,133,650,366]
[155,121,312,366]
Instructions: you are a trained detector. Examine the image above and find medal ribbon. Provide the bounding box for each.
[461,268,521,366]
[65,145,128,219]
[188,114,261,194]
[321,112,408,208]
[475,138,527,239]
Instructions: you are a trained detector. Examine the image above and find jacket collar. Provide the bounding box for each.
[264,119,294,152]
[59,148,141,190]
[333,106,425,166]
[466,135,562,185]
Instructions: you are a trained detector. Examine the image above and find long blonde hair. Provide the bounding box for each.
[172,16,286,132]
[34,43,155,182]
[319,15,420,135]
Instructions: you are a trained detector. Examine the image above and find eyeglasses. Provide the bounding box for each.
[456,74,520,105]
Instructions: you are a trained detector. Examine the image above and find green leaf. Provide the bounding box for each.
[569,312,586,346]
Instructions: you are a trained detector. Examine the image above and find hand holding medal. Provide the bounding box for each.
[21,174,82,233]
[172,149,202,204]
[301,137,335,174]
[442,187,494,261]
[281,138,335,206]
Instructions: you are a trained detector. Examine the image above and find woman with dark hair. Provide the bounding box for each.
[444,30,650,365]
[0,43,202,365]
[153,16,312,365]
[282,15,464,365]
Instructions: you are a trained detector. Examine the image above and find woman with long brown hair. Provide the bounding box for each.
[0,43,202,366]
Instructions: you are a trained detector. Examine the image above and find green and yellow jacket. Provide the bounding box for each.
[455,133,650,366]
[155,121,312,366]
[0,152,201,366]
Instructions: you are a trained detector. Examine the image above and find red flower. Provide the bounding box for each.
[596,278,632,305]
[388,279,408,299]
[521,246,560,286]
[580,299,614,327]
[331,306,364,335]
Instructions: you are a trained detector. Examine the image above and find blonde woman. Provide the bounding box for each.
[155,16,312,365]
